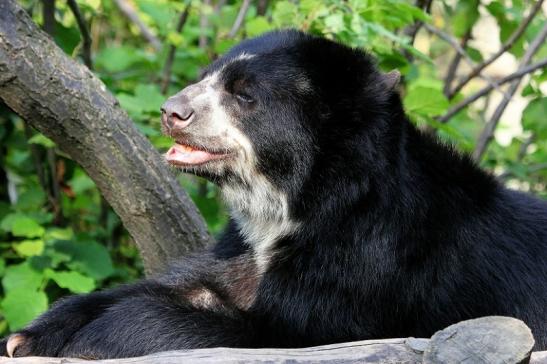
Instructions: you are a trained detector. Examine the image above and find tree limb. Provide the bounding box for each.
[437,58,547,123]
[199,0,210,49]
[256,0,268,16]
[161,4,191,95]
[228,0,252,38]
[66,0,93,70]
[423,23,510,100]
[402,0,432,44]
[112,0,161,51]
[473,24,547,161]
[448,0,545,99]
[443,29,472,97]
[0,0,212,275]
[42,0,56,35]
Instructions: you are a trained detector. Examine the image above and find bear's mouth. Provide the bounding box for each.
[165,141,231,167]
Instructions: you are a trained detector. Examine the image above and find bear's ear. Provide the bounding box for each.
[382,70,401,91]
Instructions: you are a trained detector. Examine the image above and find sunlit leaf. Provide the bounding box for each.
[1,289,48,330]
[46,269,96,293]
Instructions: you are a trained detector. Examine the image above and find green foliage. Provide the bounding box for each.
[0,0,545,333]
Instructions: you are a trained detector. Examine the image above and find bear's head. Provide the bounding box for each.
[161,30,400,261]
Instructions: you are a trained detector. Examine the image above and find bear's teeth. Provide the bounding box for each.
[175,143,195,153]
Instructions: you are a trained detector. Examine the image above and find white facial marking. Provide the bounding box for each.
[177,59,300,271]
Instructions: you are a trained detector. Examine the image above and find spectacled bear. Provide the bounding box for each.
[2,29,546,359]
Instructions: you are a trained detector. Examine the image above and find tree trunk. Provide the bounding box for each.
[0,0,213,275]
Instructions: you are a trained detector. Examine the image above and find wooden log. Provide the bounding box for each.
[423,316,535,364]
[0,317,544,363]
[0,339,425,364]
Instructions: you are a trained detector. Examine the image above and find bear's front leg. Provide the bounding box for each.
[0,280,256,359]
[0,282,149,358]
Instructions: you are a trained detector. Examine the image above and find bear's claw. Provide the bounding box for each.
[6,333,26,357]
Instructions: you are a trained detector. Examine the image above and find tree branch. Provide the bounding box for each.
[437,58,547,123]
[161,4,191,95]
[0,0,212,275]
[423,23,509,99]
[402,0,432,44]
[228,0,252,38]
[256,0,268,16]
[443,29,472,97]
[448,0,545,99]
[112,0,161,51]
[199,0,210,49]
[66,0,93,70]
[42,0,56,36]
[473,24,547,161]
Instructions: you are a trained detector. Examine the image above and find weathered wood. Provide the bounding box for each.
[0,0,213,275]
[0,339,425,364]
[0,317,544,363]
[423,316,535,364]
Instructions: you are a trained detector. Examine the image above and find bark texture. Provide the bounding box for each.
[0,0,212,275]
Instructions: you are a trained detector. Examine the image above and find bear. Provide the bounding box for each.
[1,29,546,359]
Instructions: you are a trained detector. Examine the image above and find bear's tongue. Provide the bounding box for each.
[165,143,217,165]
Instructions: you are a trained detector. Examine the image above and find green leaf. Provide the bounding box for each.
[16,187,46,211]
[452,0,479,37]
[54,240,115,280]
[134,84,164,113]
[69,171,96,194]
[2,263,43,293]
[46,270,96,294]
[14,239,44,257]
[404,86,449,116]
[28,134,56,148]
[0,213,24,233]
[12,217,45,238]
[245,17,273,37]
[522,97,547,137]
[1,289,48,330]
[1,214,45,238]
[45,227,75,242]
[273,1,298,27]
[324,13,345,34]
[95,46,150,73]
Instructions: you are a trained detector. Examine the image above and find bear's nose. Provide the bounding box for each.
[161,96,195,132]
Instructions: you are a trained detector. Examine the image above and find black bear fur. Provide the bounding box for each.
[1,30,545,359]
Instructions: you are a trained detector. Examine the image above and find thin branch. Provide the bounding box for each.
[112,0,161,51]
[161,4,191,95]
[500,162,547,180]
[42,0,56,35]
[23,122,48,197]
[228,0,252,38]
[402,0,433,43]
[423,23,509,100]
[47,148,63,225]
[443,29,472,97]
[66,0,93,70]
[256,0,268,16]
[40,0,64,224]
[517,134,534,162]
[199,0,210,49]
[437,58,547,123]
[448,0,545,99]
[473,24,547,161]
[213,0,227,13]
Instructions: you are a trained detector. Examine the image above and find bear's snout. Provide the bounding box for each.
[161,94,195,134]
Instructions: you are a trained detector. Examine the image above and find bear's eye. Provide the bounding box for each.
[235,93,254,103]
